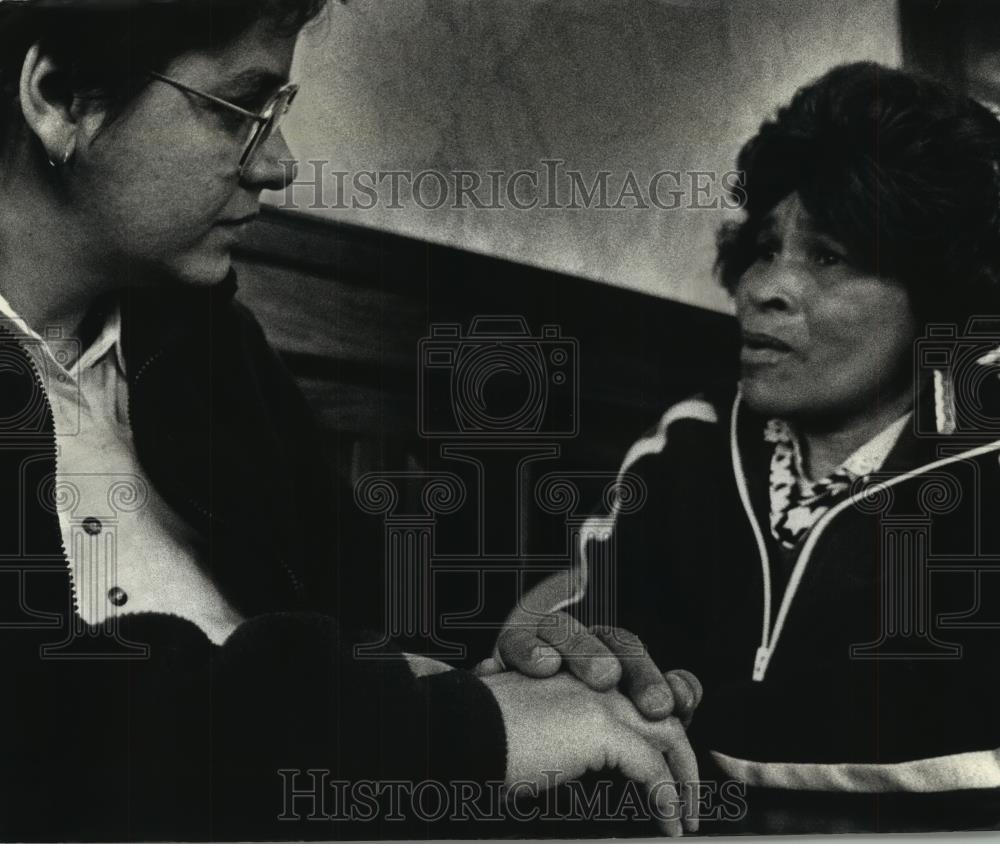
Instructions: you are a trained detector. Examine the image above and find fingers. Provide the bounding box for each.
[535,611,622,690]
[594,626,675,720]
[655,716,700,834]
[673,669,703,708]
[496,627,562,678]
[603,697,700,834]
[473,656,503,677]
[611,728,684,837]
[617,709,700,832]
[664,669,703,725]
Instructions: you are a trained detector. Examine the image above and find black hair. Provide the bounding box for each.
[717,61,1000,327]
[0,0,333,150]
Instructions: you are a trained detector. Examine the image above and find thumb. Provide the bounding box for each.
[497,628,561,677]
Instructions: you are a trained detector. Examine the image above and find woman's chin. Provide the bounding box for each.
[168,247,235,287]
[739,375,802,418]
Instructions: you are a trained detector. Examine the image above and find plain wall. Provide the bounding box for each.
[270,0,901,314]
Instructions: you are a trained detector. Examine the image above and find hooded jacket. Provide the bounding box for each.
[0,273,505,841]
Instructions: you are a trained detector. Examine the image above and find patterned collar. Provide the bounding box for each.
[765,413,911,550]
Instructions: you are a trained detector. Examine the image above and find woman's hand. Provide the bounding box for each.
[479,612,703,725]
[481,669,699,836]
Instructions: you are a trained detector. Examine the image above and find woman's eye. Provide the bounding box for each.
[813,250,842,267]
[216,108,253,134]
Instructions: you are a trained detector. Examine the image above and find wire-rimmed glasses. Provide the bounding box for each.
[147,70,299,177]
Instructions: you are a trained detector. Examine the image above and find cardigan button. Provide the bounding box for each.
[83,517,102,536]
[107,587,128,607]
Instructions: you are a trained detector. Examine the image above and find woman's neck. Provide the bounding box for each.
[796,388,914,481]
[0,166,107,343]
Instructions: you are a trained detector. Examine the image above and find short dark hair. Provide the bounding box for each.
[717,61,1000,327]
[0,0,332,150]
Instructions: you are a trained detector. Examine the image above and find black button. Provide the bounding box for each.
[108,587,128,607]
[83,517,102,536]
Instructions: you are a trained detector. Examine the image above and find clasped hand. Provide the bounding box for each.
[478,611,703,836]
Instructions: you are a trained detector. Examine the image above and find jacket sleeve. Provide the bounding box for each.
[571,396,722,629]
[2,610,506,841]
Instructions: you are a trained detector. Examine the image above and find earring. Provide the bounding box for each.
[47,138,75,169]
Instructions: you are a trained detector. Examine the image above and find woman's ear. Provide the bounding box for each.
[18,42,78,166]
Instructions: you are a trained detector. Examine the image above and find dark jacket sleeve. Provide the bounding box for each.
[2,611,506,841]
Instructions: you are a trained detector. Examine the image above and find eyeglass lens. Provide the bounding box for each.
[240,87,298,173]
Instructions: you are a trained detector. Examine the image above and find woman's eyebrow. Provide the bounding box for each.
[806,229,847,250]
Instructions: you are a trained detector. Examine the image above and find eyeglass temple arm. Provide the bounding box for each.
[147,71,265,123]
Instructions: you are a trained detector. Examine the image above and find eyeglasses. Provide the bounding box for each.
[147,71,299,177]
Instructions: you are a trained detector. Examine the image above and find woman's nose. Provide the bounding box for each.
[241,129,298,190]
[737,261,798,313]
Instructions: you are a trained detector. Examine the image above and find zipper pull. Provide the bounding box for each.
[753,645,770,682]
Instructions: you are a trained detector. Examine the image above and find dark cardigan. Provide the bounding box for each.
[0,272,505,841]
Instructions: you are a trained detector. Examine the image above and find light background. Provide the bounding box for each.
[269,0,900,314]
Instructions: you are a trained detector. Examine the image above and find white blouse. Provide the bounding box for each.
[0,292,244,644]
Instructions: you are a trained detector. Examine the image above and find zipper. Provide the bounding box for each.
[0,326,76,614]
[731,391,1000,683]
[729,393,774,681]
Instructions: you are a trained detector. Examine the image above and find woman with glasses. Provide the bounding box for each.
[494,61,1000,834]
[0,1,699,840]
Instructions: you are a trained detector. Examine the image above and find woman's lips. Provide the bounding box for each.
[218,212,259,228]
[214,215,258,243]
[741,330,793,364]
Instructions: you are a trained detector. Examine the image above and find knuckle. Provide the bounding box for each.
[614,626,643,646]
[496,629,516,656]
[541,612,582,648]
[498,627,521,648]
[605,626,647,656]
[500,629,533,660]
[567,627,598,650]
[552,609,583,632]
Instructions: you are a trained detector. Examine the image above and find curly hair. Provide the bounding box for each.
[717,61,1000,327]
[0,0,334,150]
